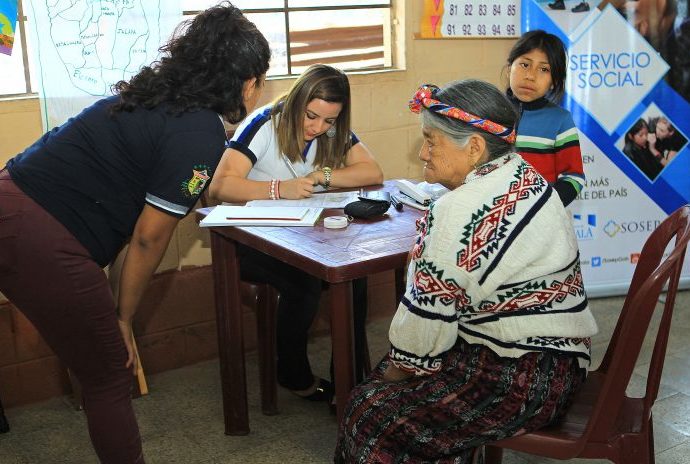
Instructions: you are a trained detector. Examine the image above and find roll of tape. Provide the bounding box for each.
[324,215,349,229]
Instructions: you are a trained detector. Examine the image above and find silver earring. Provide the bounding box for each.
[326,126,336,138]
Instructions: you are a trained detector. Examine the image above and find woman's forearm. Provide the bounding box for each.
[209,175,273,202]
[316,163,383,188]
[328,161,384,188]
[330,141,384,188]
[117,207,178,322]
[117,239,168,322]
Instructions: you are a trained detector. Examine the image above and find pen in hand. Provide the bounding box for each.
[283,155,299,179]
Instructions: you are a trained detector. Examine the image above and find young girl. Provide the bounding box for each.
[506,29,585,206]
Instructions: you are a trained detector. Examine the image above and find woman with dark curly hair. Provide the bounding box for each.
[0,3,269,463]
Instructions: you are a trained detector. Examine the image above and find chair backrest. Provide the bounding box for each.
[583,205,690,442]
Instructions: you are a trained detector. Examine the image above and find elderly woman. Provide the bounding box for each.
[335,79,598,464]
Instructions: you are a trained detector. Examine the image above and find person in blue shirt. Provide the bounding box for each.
[210,64,383,404]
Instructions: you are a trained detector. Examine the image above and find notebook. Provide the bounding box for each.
[199,205,323,227]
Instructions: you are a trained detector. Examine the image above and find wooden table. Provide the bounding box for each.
[205,181,423,435]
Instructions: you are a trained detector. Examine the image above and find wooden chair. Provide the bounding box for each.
[232,263,373,419]
[485,204,690,464]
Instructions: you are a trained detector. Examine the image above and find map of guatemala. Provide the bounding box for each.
[27,0,180,129]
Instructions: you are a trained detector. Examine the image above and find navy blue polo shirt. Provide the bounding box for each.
[7,96,226,267]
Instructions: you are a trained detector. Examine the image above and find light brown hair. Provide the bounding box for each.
[271,64,352,167]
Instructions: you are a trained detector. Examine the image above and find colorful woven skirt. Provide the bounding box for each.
[335,339,586,463]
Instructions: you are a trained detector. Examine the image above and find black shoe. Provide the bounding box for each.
[0,413,9,434]
[292,378,334,402]
[571,1,590,12]
[548,0,565,9]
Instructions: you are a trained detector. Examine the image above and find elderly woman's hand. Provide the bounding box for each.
[382,364,414,382]
[280,177,315,199]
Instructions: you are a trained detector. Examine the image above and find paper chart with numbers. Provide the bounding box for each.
[420,0,521,38]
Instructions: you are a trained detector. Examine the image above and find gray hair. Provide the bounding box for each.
[421,79,517,161]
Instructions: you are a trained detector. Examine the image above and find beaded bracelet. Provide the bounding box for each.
[269,179,278,200]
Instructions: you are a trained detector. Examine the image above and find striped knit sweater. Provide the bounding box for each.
[388,154,598,376]
[509,93,585,206]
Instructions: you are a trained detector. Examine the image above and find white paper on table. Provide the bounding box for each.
[199,205,323,227]
[245,191,359,208]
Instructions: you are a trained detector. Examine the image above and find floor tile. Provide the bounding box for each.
[0,291,688,463]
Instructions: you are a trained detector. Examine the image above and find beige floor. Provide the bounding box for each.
[1,291,689,463]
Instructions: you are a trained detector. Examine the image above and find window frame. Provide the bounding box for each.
[2,1,394,99]
[185,1,393,77]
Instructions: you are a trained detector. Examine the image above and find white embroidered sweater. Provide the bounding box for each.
[389,154,598,376]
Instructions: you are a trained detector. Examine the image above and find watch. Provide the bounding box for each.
[322,167,332,189]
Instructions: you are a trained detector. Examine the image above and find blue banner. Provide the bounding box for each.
[522,0,689,295]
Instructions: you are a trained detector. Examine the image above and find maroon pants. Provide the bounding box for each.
[0,169,144,463]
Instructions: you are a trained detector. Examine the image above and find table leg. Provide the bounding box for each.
[211,232,249,435]
[329,280,355,424]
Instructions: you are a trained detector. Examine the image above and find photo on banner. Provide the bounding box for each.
[521,0,690,296]
[616,102,688,181]
[0,0,17,56]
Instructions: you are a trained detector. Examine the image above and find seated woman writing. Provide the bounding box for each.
[209,64,383,402]
[335,79,598,463]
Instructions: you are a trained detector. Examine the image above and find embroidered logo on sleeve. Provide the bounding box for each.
[181,165,211,198]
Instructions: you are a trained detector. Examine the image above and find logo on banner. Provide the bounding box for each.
[591,256,602,267]
[603,220,621,237]
[603,219,661,237]
[567,5,669,133]
[573,213,597,240]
